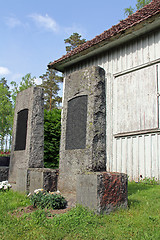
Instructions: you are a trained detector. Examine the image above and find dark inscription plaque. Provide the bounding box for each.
[65,95,88,150]
[15,109,28,151]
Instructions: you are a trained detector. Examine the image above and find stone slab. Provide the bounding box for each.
[16,169,28,192]
[76,173,98,210]
[76,172,128,214]
[29,170,43,194]
[58,66,106,194]
[15,168,59,193]
[9,87,44,189]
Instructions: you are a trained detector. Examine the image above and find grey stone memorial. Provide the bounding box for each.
[58,66,106,194]
[9,87,44,190]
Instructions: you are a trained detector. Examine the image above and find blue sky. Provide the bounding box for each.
[0,0,137,94]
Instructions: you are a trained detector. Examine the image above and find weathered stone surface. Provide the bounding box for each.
[43,169,59,192]
[0,167,9,182]
[16,169,28,192]
[76,172,128,214]
[58,66,106,194]
[76,173,98,210]
[16,168,59,193]
[9,87,44,190]
[27,169,43,194]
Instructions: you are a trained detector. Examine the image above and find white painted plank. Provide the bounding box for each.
[112,139,117,172]
[121,137,127,174]
[137,38,143,66]
[117,138,122,172]
[151,134,158,179]
[132,40,138,68]
[127,137,133,180]
[148,33,155,62]
[132,136,139,181]
[121,47,125,73]
[126,43,133,69]
[142,35,149,64]
[138,135,145,179]
[144,134,152,178]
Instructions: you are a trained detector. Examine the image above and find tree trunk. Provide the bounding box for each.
[49,95,52,111]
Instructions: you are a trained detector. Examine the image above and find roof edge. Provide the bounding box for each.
[49,0,160,72]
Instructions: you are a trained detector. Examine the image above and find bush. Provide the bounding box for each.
[30,191,67,209]
[44,109,61,169]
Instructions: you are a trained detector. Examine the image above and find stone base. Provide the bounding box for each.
[76,172,128,214]
[0,167,9,182]
[9,168,59,193]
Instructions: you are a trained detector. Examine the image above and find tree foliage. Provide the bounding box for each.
[10,73,36,105]
[64,32,86,53]
[136,0,151,10]
[40,68,63,111]
[44,109,61,169]
[124,0,151,17]
[124,6,135,16]
[0,78,13,149]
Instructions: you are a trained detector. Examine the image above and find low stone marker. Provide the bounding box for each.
[77,172,128,214]
[16,168,58,193]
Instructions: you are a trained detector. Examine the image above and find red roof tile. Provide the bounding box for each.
[49,0,160,69]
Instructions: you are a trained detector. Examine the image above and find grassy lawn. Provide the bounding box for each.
[0,182,160,240]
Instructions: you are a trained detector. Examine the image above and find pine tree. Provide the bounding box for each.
[124,0,152,17]
[64,32,86,53]
[39,68,63,111]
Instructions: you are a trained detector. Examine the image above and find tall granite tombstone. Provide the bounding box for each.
[9,87,44,190]
[58,66,106,194]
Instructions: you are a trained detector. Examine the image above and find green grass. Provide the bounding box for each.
[0,182,160,240]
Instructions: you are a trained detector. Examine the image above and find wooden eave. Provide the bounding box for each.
[49,13,160,73]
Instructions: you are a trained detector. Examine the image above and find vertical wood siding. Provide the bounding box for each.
[64,29,160,180]
[113,133,160,181]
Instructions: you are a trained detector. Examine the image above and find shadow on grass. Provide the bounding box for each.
[128,182,154,196]
[128,199,140,208]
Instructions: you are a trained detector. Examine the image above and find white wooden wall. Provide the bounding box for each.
[113,65,158,134]
[64,29,160,180]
